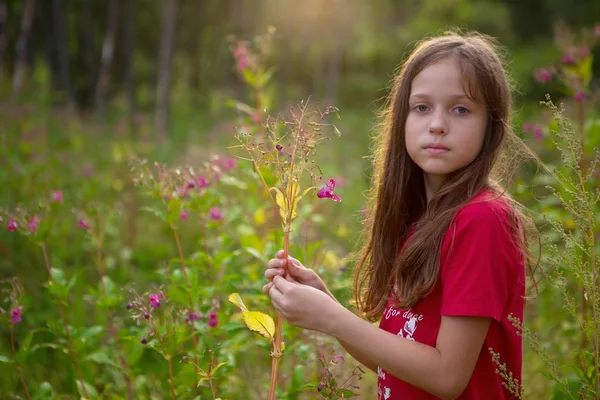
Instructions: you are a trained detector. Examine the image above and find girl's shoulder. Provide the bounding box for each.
[453,188,516,228]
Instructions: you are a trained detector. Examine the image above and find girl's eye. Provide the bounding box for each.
[415,105,428,112]
[455,106,469,114]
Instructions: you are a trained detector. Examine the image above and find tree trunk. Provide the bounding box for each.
[324,43,342,107]
[11,0,36,100]
[52,0,75,108]
[155,0,179,142]
[123,0,135,127]
[0,1,7,84]
[94,0,118,114]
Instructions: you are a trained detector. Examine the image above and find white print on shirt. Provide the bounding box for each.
[397,316,419,341]
[377,383,392,400]
[377,366,386,380]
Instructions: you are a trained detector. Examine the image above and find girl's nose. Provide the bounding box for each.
[429,111,448,134]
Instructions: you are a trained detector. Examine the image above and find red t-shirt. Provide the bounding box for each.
[377,190,525,399]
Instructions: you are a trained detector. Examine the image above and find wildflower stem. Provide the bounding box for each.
[171,227,202,391]
[41,242,90,399]
[10,326,32,400]
[268,228,290,400]
[167,357,176,400]
[95,232,135,400]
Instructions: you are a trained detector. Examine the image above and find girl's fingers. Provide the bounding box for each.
[265,268,285,280]
[262,282,273,294]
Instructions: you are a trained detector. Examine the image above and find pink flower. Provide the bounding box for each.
[7,219,17,232]
[208,311,219,328]
[578,47,590,58]
[237,57,249,72]
[533,125,543,142]
[233,45,246,59]
[78,220,89,230]
[534,68,552,83]
[149,294,161,308]
[561,52,575,64]
[334,176,345,187]
[209,207,224,221]
[594,24,600,39]
[196,176,210,189]
[251,111,261,123]
[10,307,22,324]
[522,122,532,133]
[185,312,200,324]
[317,179,342,202]
[28,216,40,232]
[52,191,63,203]
[224,158,237,171]
[180,212,188,220]
[574,90,586,102]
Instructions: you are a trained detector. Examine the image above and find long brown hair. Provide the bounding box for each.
[353,31,539,322]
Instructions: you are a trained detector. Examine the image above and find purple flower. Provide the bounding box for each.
[533,125,543,142]
[78,219,89,230]
[224,158,237,171]
[561,52,575,65]
[10,307,22,324]
[275,144,283,152]
[208,311,219,328]
[185,312,200,324]
[52,191,63,203]
[144,312,150,319]
[126,303,134,310]
[522,122,532,133]
[180,212,188,220]
[28,216,40,232]
[149,294,161,308]
[237,57,249,72]
[186,181,195,189]
[317,179,342,202]
[196,176,210,189]
[574,90,586,102]
[209,207,224,221]
[7,219,17,232]
[141,337,148,345]
[534,68,552,83]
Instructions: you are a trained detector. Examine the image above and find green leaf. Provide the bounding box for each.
[85,352,122,369]
[0,355,13,363]
[76,380,99,399]
[140,206,167,222]
[210,362,228,376]
[167,284,191,305]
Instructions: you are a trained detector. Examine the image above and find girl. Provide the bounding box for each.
[263,31,537,400]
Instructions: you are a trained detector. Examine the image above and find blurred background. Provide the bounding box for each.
[1,0,600,399]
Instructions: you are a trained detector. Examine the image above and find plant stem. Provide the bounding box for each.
[10,326,32,400]
[168,356,176,400]
[41,243,90,399]
[96,236,135,400]
[172,227,201,391]
[268,228,290,400]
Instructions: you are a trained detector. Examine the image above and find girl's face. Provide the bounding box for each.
[405,57,488,193]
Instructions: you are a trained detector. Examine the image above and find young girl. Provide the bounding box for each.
[263,31,537,400]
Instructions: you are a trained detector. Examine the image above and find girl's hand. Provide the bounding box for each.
[268,275,341,333]
[262,250,335,301]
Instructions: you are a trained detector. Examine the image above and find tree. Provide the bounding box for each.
[93,0,118,114]
[11,0,35,99]
[155,0,179,141]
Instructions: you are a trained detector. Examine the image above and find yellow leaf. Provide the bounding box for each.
[253,207,266,225]
[242,311,275,339]
[228,293,249,312]
[270,187,287,220]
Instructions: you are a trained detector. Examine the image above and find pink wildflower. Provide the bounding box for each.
[149,294,161,308]
[233,45,246,59]
[594,24,600,39]
[522,122,532,133]
[224,158,237,171]
[78,219,89,230]
[196,176,210,188]
[7,219,17,232]
[208,311,219,328]
[10,307,22,324]
[578,47,590,58]
[180,212,188,220]
[574,90,586,102]
[209,207,224,221]
[534,68,552,83]
[185,312,200,324]
[28,216,40,232]
[561,52,575,64]
[533,125,543,142]
[237,57,249,72]
[52,191,63,203]
[317,179,342,202]
[251,111,261,123]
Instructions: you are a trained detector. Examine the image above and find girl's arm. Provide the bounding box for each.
[329,306,490,399]
[336,338,378,373]
[269,276,490,400]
